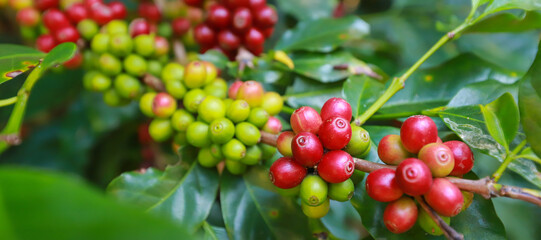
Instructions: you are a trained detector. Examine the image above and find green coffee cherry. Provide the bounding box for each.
[328,178,354,202]
[210,143,223,159]
[226,99,250,123]
[248,107,270,128]
[77,19,99,40]
[208,78,228,90]
[350,170,366,186]
[114,74,141,99]
[149,118,173,142]
[171,109,195,131]
[209,118,235,144]
[235,122,260,146]
[98,53,122,76]
[83,71,97,90]
[83,51,99,70]
[134,34,155,57]
[300,175,328,206]
[186,121,211,147]
[276,185,300,197]
[259,143,277,160]
[418,208,450,236]
[345,125,371,157]
[203,85,227,99]
[124,54,147,77]
[225,159,247,175]
[139,92,157,117]
[103,89,129,106]
[157,22,172,38]
[109,34,133,57]
[223,98,233,110]
[106,20,128,35]
[173,132,188,146]
[183,89,206,113]
[165,80,187,99]
[222,138,246,161]
[87,72,112,92]
[301,199,330,218]
[261,92,284,116]
[20,26,36,40]
[147,60,163,77]
[91,33,109,53]
[162,63,185,83]
[203,61,218,85]
[183,61,206,89]
[198,96,226,123]
[241,145,262,165]
[198,147,222,168]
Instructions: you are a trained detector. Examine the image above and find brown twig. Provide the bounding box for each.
[173,40,188,65]
[143,74,166,92]
[415,196,464,240]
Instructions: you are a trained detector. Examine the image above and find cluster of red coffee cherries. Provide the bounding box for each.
[194,0,277,58]
[366,115,475,234]
[269,98,364,218]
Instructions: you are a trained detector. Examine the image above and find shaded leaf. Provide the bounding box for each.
[284,77,343,110]
[0,44,44,84]
[276,0,336,21]
[343,75,385,119]
[199,50,229,70]
[467,11,541,33]
[519,41,541,157]
[483,0,541,15]
[508,156,541,189]
[482,93,519,149]
[320,201,363,240]
[447,80,518,107]
[202,222,229,240]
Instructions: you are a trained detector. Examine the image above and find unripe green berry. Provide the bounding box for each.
[350,170,366,185]
[198,147,222,168]
[124,54,147,77]
[204,85,227,99]
[139,92,157,117]
[198,96,226,123]
[83,71,98,90]
[223,98,233,110]
[259,143,277,160]
[248,107,269,128]
[186,121,211,147]
[209,118,235,144]
[226,100,250,123]
[86,71,111,92]
[225,159,247,175]
[20,26,36,40]
[261,92,283,116]
[301,199,330,218]
[207,78,228,90]
[157,22,172,38]
[165,80,187,99]
[114,74,141,99]
[106,20,128,35]
[418,208,450,236]
[98,53,122,76]
[183,61,207,89]
[147,60,163,77]
[149,118,173,142]
[171,109,195,131]
[109,34,133,57]
[174,132,188,146]
[183,89,206,113]
[222,138,246,161]
[328,178,354,202]
[91,33,110,53]
[241,145,262,165]
[300,175,328,206]
[275,185,300,197]
[83,51,99,70]
[235,122,261,146]
[77,19,99,40]
[162,62,184,83]
[210,143,224,159]
[203,61,218,85]
[103,89,129,106]
[346,125,371,157]
[134,34,155,57]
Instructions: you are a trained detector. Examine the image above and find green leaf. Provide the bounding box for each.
[508,156,541,189]
[41,42,77,70]
[0,167,193,239]
[320,201,362,240]
[467,11,541,33]
[447,80,518,107]
[275,16,369,52]
[199,50,229,70]
[202,222,229,240]
[276,0,336,21]
[483,0,541,15]
[220,167,312,239]
[107,162,220,232]
[284,77,343,110]
[519,41,541,157]
[343,75,385,119]
[0,44,44,84]
[481,93,519,150]
[480,105,508,151]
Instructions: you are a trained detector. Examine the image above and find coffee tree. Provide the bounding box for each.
[0,0,540,239]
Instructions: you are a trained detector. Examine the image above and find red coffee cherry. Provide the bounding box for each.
[424,178,463,217]
[253,5,277,28]
[43,9,71,32]
[152,92,177,118]
[395,158,433,196]
[83,0,103,9]
[319,117,352,150]
[232,8,252,33]
[383,197,418,234]
[138,2,161,22]
[129,18,151,37]
[261,27,274,39]
[262,116,282,135]
[90,3,114,25]
[218,30,241,51]
[277,131,295,157]
[64,51,83,69]
[292,132,324,167]
[194,24,216,47]
[366,168,403,202]
[184,0,203,7]
[244,28,264,49]
[228,80,243,99]
[400,115,438,153]
[172,17,190,36]
[248,0,266,10]
[318,150,354,183]
[36,34,57,53]
[418,143,455,177]
[290,106,322,134]
[207,4,230,29]
[35,0,58,11]
[246,43,263,56]
[66,3,88,24]
[269,157,307,189]
[54,26,80,43]
[444,141,474,176]
[16,8,40,27]
[224,0,250,8]
[320,97,352,122]
[378,134,411,165]
[236,80,264,107]
[108,1,127,20]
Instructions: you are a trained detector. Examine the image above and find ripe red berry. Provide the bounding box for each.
[36,34,56,53]
[246,44,263,56]
[318,150,354,183]
[108,1,127,20]
[16,7,40,27]
[232,8,252,33]
[244,28,264,48]
[418,143,455,177]
[248,0,266,11]
[194,24,216,47]
[424,178,464,217]
[172,17,190,36]
[253,5,277,28]
[207,4,230,29]
[261,27,274,39]
[218,30,240,51]
[383,197,418,234]
[224,0,250,8]
[35,0,58,11]
[378,134,411,165]
[228,80,243,99]
[54,26,80,43]
[269,157,307,189]
[43,9,71,32]
[395,158,433,196]
[291,132,323,167]
[319,117,352,150]
[400,115,438,153]
[66,3,88,24]
[90,3,114,25]
[64,51,83,69]
[138,2,161,22]
[129,18,151,37]
[320,97,352,122]
[444,141,474,176]
[262,116,282,134]
[366,168,403,202]
[184,0,203,7]
[290,106,322,134]
[83,0,103,9]
[277,131,295,157]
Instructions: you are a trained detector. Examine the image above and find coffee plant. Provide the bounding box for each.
[0,0,541,239]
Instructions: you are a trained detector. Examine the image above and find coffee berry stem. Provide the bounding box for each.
[258,132,541,207]
[173,40,189,65]
[492,140,527,182]
[0,96,18,108]
[415,196,464,240]
[143,73,166,92]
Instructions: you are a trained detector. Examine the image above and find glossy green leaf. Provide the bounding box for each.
[467,11,541,33]
[276,0,336,21]
[202,222,229,240]
[481,93,519,149]
[508,156,541,189]
[199,50,229,70]
[41,42,77,69]
[0,44,44,84]
[447,80,518,107]
[220,166,312,239]
[320,201,363,240]
[0,167,193,239]
[519,41,541,157]
[107,162,220,232]
[284,76,343,110]
[275,16,369,52]
[343,75,385,119]
[483,0,541,15]
[480,104,509,151]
